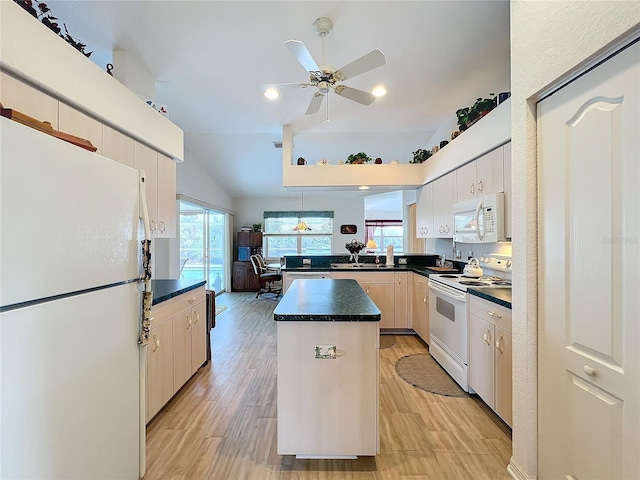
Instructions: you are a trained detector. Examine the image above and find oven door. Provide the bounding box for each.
[428,280,469,363]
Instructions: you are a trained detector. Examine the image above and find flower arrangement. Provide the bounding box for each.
[410,148,432,164]
[345,239,365,262]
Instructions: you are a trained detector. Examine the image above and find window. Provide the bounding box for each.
[263,211,333,258]
[365,219,404,255]
[179,201,228,293]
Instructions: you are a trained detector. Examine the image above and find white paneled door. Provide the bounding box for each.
[538,41,639,479]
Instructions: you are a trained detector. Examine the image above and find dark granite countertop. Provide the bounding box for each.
[281,265,456,278]
[274,279,381,322]
[152,278,207,305]
[467,287,512,309]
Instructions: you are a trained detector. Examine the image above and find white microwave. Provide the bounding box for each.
[453,192,506,243]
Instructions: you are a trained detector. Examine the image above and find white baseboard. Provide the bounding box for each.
[507,457,536,480]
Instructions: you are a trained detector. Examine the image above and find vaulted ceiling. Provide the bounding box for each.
[48,1,511,198]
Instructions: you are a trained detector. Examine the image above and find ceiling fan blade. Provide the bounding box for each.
[263,82,312,89]
[284,40,320,73]
[334,85,376,106]
[305,93,325,115]
[334,49,386,81]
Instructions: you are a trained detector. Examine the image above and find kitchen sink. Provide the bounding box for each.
[330,263,369,269]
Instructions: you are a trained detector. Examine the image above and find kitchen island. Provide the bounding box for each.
[274,279,380,458]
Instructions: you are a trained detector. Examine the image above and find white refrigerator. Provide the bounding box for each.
[0,117,151,479]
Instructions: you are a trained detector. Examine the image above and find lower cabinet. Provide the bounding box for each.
[146,286,207,423]
[331,272,408,329]
[410,273,429,344]
[468,295,512,426]
[232,261,260,291]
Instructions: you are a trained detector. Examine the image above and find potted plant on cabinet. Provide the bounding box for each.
[346,152,372,164]
[456,93,498,131]
[410,148,432,163]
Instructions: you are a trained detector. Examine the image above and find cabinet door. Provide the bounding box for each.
[0,71,59,129]
[503,142,512,239]
[59,103,103,155]
[468,314,495,407]
[134,142,158,235]
[475,147,504,196]
[441,171,457,237]
[394,273,408,328]
[157,153,176,237]
[364,282,395,329]
[432,177,445,237]
[102,125,134,167]
[147,320,174,421]
[416,183,434,238]
[237,232,251,245]
[494,328,512,426]
[173,309,193,390]
[411,283,429,343]
[456,161,477,202]
[190,301,208,373]
[250,232,263,246]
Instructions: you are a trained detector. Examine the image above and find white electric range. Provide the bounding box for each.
[428,255,512,391]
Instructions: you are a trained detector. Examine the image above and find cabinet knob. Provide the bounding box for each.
[488,311,502,319]
[187,315,191,329]
[366,287,370,295]
[188,296,197,303]
[194,311,199,324]
[150,220,157,232]
[483,330,491,345]
[152,334,160,352]
[423,296,427,304]
[583,365,596,376]
[159,220,166,233]
[496,335,504,354]
[477,180,483,193]
[470,183,475,195]
[398,277,402,285]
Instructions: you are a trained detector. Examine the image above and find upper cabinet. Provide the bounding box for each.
[456,147,504,202]
[135,143,176,238]
[432,171,457,238]
[416,182,434,238]
[0,71,59,129]
[58,103,104,156]
[103,125,134,167]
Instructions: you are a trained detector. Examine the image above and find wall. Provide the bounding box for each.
[510,3,640,479]
[233,192,367,255]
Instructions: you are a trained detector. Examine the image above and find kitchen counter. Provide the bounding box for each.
[281,264,458,278]
[274,279,380,322]
[467,287,512,309]
[151,278,206,305]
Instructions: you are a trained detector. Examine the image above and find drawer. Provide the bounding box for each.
[171,287,206,315]
[469,295,512,333]
[413,273,429,289]
[351,271,395,284]
[150,299,173,328]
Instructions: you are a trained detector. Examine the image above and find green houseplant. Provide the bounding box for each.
[410,149,432,164]
[346,152,372,164]
[456,93,498,131]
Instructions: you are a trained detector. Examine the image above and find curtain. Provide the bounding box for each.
[364,219,402,243]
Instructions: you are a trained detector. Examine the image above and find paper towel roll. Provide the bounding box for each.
[386,245,394,266]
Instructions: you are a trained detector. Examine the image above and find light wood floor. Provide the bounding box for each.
[144,292,512,480]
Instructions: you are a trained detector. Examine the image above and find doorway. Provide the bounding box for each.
[179,200,228,293]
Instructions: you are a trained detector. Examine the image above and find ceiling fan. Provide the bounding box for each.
[274,17,387,116]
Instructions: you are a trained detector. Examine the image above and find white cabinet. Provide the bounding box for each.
[134,142,176,238]
[58,103,103,155]
[432,171,457,238]
[456,147,504,202]
[146,286,207,423]
[468,295,512,426]
[0,71,59,129]
[410,273,429,344]
[416,182,434,238]
[103,125,134,167]
[503,142,512,239]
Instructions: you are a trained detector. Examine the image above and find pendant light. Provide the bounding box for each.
[294,192,311,231]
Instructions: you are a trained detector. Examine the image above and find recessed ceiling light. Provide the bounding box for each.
[372,85,387,97]
[359,186,370,190]
[264,88,279,100]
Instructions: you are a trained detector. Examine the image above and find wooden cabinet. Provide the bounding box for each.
[59,102,103,155]
[456,147,504,202]
[146,286,207,423]
[468,295,512,426]
[0,71,59,129]
[432,171,457,238]
[416,182,434,238]
[410,273,429,344]
[237,231,262,246]
[503,141,512,239]
[134,143,176,238]
[232,261,260,291]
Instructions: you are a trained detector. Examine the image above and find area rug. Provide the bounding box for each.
[215,305,228,316]
[395,353,469,398]
[379,334,396,349]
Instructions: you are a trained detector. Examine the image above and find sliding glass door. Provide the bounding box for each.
[179,201,227,293]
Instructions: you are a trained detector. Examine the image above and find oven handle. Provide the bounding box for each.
[428,280,468,302]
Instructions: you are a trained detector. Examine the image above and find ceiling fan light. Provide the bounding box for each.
[318,81,329,94]
[264,88,279,99]
[372,85,387,97]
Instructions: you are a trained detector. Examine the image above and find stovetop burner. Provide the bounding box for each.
[459,281,487,286]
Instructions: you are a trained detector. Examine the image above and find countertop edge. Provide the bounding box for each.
[152,279,207,305]
[467,288,512,309]
[274,314,381,322]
